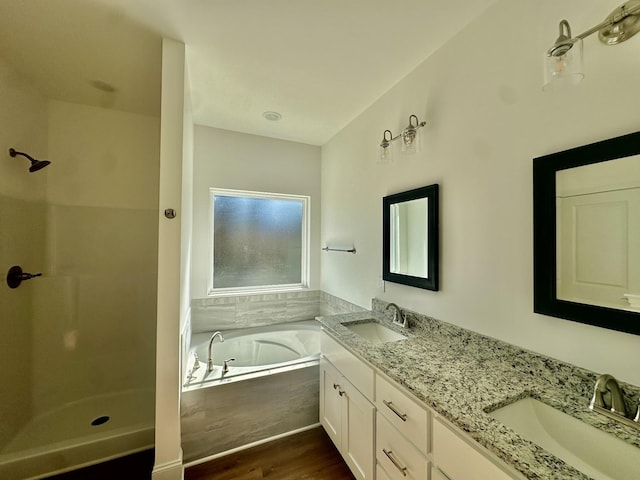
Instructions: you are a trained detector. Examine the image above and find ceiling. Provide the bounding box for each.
[0,0,496,146]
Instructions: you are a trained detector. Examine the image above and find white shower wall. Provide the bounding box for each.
[28,100,161,414]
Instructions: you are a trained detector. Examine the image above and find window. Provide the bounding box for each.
[208,188,309,295]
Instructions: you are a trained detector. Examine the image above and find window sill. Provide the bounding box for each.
[206,285,309,298]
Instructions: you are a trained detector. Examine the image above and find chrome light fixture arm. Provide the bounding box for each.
[548,1,640,56]
[380,116,427,145]
[576,2,640,42]
[544,1,640,91]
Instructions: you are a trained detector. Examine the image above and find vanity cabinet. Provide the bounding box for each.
[320,329,522,480]
[320,333,375,480]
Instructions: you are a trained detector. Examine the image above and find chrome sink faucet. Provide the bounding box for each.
[207,331,224,372]
[385,303,407,328]
[589,373,640,430]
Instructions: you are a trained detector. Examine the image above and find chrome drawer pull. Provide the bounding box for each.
[383,400,407,421]
[383,448,407,476]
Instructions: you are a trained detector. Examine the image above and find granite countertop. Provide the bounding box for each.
[316,305,640,480]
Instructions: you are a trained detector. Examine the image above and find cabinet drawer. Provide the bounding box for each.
[375,373,428,454]
[376,413,428,480]
[430,466,450,480]
[432,418,514,480]
[321,331,374,399]
[376,463,392,480]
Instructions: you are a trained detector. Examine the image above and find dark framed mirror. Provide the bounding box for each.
[533,130,640,336]
[383,184,439,291]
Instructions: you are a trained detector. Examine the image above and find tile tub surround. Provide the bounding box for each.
[319,291,366,316]
[191,290,321,332]
[190,290,363,332]
[317,302,640,480]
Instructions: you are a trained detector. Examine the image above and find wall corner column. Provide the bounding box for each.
[153,37,186,480]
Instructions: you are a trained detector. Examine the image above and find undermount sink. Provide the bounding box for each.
[344,321,407,344]
[488,397,640,480]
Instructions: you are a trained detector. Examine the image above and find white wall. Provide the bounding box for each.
[32,100,159,412]
[191,126,321,299]
[0,59,48,448]
[321,0,640,385]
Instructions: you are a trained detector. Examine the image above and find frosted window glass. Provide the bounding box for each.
[212,194,304,289]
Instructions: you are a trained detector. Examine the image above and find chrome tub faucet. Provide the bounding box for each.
[207,331,224,372]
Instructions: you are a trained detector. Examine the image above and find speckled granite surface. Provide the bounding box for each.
[317,300,640,480]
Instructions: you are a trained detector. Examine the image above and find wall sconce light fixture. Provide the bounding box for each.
[543,1,640,91]
[378,115,426,163]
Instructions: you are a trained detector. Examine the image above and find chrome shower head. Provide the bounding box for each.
[9,148,51,173]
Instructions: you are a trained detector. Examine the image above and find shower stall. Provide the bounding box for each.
[0,66,160,478]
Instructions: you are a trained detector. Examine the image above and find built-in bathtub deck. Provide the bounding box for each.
[181,320,322,463]
[181,364,320,462]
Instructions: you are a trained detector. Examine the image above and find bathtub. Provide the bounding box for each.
[183,319,320,390]
[0,389,154,480]
[181,320,321,462]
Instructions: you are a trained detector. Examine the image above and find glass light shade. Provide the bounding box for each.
[401,126,420,154]
[378,130,394,164]
[543,38,584,92]
[379,144,393,163]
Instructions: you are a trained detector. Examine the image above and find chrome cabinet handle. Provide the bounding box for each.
[333,383,345,396]
[383,448,407,476]
[383,400,407,421]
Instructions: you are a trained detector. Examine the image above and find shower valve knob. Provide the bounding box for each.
[223,358,236,374]
[6,265,42,289]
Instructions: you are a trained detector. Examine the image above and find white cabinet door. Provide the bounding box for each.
[342,379,375,480]
[320,356,375,480]
[320,359,343,450]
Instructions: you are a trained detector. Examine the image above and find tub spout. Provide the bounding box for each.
[207,331,224,372]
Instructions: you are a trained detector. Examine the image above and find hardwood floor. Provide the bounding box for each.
[185,427,355,480]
